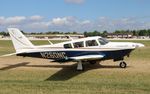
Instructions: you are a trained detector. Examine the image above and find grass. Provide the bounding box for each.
[0,39,150,94]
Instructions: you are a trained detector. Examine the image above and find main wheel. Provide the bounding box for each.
[119,61,127,68]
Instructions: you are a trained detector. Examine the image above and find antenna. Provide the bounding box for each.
[48,40,53,45]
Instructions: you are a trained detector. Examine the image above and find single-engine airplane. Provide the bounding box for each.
[1,28,144,70]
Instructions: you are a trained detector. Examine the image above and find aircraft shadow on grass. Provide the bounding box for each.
[45,64,120,81]
[0,62,30,71]
[0,62,121,81]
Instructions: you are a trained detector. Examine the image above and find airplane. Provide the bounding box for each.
[1,28,144,71]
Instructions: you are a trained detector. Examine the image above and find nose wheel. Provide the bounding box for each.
[119,61,127,68]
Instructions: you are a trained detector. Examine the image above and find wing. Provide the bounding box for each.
[69,54,104,61]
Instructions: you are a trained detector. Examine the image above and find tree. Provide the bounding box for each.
[0,31,9,36]
[84,31,88,37]
[147,29,150,37]
[101,30,108,37]
[132,30,137,36]
[73,31,77,34]
[93,30,100,36]
[138,30,142,36]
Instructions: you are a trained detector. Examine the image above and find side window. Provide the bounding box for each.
[73,41,84,48]
[86,40,98,47]
[64,43,72,49]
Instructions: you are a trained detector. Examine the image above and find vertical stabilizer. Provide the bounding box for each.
[7,28,34,52]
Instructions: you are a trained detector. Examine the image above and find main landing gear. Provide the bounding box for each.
[76,60,99,71]
[119,61,127,68]
[77,61,84,71]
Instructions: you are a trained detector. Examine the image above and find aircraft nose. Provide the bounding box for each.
[134,43,145,48]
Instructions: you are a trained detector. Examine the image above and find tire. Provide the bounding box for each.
[119,61,127,68]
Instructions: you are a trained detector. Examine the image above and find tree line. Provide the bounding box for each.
[29,31,79,35]
[1,29,150,37]
[0,31,80,36]
[84,29,150,37]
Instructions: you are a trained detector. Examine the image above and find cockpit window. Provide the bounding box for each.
[73,41,84,48]
[86,40,98,47]
[64,43,72,48]
[98,38,109,45]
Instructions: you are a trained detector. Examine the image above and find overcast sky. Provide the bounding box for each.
[0,0,150,32]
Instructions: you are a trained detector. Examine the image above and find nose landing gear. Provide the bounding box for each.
[119,61,127,68]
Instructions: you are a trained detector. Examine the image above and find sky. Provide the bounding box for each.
[0,0,150,32]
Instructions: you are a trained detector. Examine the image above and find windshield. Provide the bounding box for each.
[98,38,109,45]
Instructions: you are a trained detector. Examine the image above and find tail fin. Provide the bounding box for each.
[7,28,34,52]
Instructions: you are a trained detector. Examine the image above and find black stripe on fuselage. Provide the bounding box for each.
[17,49,133,61]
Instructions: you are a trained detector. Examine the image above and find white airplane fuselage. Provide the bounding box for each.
[16,36,144,62]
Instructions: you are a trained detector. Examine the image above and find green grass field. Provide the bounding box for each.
[0,40,150,94]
